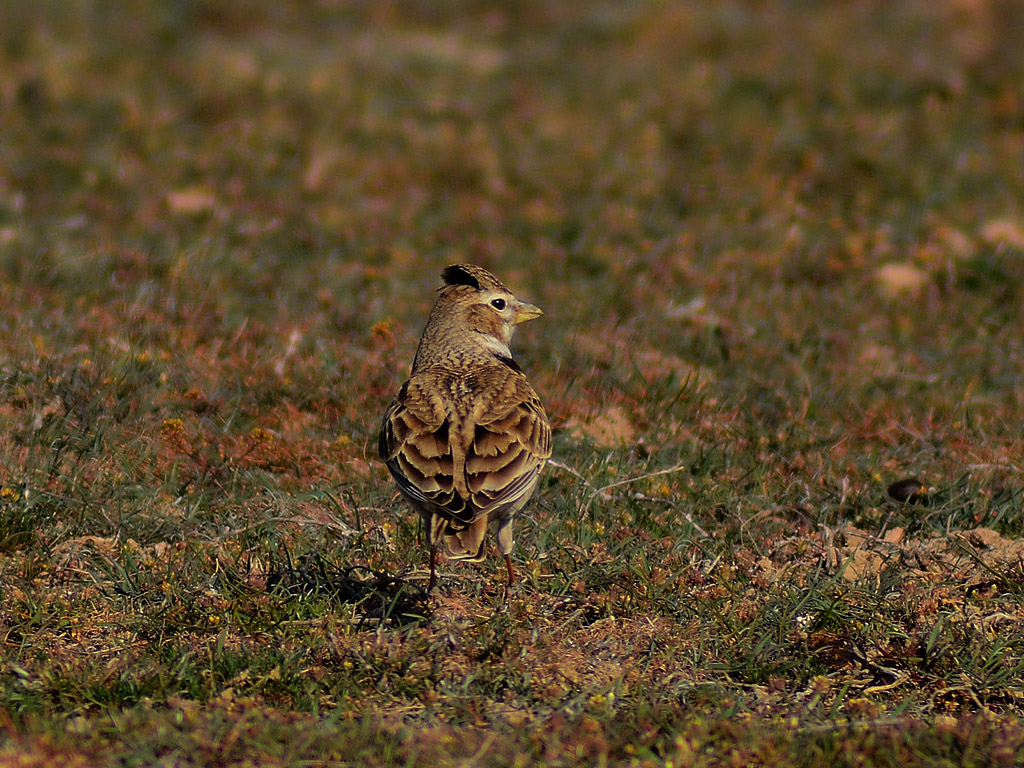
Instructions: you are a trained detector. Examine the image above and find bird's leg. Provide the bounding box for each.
[500,554,517,603]
[428,546,438,592]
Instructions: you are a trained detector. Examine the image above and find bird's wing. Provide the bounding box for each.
[378,376,466,519]
[461,369,552,518]
[380,365,551,527]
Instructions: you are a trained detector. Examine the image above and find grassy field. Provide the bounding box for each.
[2,0,1024,765]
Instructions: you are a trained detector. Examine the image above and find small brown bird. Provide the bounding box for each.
[378,265,551,591]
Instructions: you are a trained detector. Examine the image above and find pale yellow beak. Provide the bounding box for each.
[514,300,543,324]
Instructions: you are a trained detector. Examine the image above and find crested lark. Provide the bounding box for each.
[378,264,551,591]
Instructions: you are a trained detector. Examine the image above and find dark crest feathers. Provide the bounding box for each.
[441,265,481,290]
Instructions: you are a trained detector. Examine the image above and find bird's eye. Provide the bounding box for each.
[490,298,507,310]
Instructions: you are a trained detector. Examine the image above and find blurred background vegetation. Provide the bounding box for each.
[2,1,1024,765]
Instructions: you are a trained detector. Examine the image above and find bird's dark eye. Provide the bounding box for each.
[490,298,507,310]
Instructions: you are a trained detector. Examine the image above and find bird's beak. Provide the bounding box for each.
[514,300,543,324]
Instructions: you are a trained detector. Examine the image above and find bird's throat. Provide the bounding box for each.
[476,332,512,359]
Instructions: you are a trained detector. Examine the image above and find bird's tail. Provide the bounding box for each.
[440,516,488,562]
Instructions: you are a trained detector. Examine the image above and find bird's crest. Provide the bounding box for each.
[440,264,508,293]
[441,265,481,290]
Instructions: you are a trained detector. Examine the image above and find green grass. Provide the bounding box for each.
[2,0,1024,765]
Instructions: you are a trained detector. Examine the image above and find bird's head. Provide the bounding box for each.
[413,264,542,366]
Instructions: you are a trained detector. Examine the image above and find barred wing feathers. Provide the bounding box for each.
[378,365,551,541]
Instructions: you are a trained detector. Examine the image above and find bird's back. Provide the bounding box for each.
[379,360,549,530]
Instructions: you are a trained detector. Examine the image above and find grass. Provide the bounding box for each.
[2,0,1024,765]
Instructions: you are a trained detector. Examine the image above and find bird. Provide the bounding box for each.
[378,264,551,592]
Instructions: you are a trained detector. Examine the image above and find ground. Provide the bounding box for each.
[2,1,1024,765]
